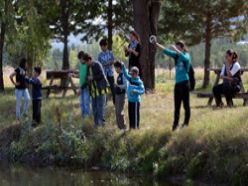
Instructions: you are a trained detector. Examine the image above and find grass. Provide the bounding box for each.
[1,71,248,185]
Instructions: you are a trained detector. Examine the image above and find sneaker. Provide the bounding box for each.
[172,124,178,132]
[181,123,188,128]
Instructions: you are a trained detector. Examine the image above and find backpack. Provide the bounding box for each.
[174,54,195,91]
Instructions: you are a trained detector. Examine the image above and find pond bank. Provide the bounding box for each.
[1,121,247,186]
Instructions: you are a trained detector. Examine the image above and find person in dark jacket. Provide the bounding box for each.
[25,67,42,126]
[124,31,142,78]
[114,61,127,130]
[213,49,241,107]
[82,53,109,127]
[9,58,30,120]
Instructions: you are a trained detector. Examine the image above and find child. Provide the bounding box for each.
[98,39,115,104]
[83,53,109,127]
[114,61,127,130]
[25,67,42,126]
[122,63,144,129]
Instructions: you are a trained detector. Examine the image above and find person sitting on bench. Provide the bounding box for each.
[213,49,242,107]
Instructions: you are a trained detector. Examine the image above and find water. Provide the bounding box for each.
[0,165,181,186]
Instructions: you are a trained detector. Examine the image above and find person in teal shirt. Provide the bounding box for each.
[79,51,90,117]
[155,40,191,131]
[71,51,90,118]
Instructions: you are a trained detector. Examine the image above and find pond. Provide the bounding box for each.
[0,164,182,186]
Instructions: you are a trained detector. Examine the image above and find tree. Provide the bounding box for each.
[0,0,17,91]
[132,0,161,90]
[5,0,51,76]
[42,0,92,70]
[82,0,133,50]
[159,0,248,88]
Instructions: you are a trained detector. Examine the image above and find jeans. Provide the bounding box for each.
[92,95,106,127]
[15,88,30,119]
[80,88,90,118]
[173,81,190,128]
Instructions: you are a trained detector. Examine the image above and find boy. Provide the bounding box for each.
[98,38,115,104]
[25,67,42,126]
[122,63,144,129]
[114,61,127,130]
[70,51,90,118]
[83,53,109,127]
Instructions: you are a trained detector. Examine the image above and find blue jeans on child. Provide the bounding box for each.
[15,88,30,119]
[80,88,90,118]
[92,95,106,127]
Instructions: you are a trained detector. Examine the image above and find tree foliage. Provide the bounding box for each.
[159,0,248,87]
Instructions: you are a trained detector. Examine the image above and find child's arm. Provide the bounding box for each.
[132,81,145,95]
[122,64,131,81]
[25,77,41,86]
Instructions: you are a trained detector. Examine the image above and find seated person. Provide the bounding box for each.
[213,49,242,107]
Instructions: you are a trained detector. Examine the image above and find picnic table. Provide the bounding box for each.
[197,68,248,106]
[42,70,78,98]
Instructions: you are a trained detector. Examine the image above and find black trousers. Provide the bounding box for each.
[33,100,41,123]
[213,83,236,106]
[107,75,115,105]
[128,102,140,129]
[173,81,190,127]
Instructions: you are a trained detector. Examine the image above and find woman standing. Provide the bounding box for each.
[125,31,142,78]
[10,58,30,120]
[155,40,191,131]
[213,49,241,107]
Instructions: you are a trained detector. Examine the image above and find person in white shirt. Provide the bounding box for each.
[213,49,242,107]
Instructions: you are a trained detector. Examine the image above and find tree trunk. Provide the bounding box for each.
[62,34,69,70]
[148,0,161,90]
[133,0,151,89]
[0,23,5,92]
[61,0,70,70]
[132,0,161,90]
[107,0,113,50]
[203,15,212,88]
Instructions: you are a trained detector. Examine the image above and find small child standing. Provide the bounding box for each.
[122,63,144,129]
[114,61,127,130]
[25,67,42,126]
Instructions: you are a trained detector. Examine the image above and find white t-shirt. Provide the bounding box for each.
[220,62,241,76]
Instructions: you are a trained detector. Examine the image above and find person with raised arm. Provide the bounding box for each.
[154,38,191,131]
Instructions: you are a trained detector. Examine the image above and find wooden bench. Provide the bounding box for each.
[43,70,78,98]
[197,68,248,106]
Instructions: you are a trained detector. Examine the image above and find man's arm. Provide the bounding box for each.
[9,72,18,86]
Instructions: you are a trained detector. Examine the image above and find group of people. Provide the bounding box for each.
[72,31,144,130]
[9,29,242,131]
